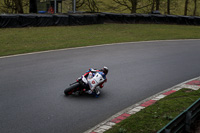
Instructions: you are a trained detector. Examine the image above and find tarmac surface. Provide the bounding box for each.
[85,76,200,133]
[0,40,200,133]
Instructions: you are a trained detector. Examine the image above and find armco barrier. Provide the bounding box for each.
[157,98,200,133]
[36,15,54,26]
[0,14,103,28]
[102,13,200,25]
[18,14,38,27]
[0,14,20,28]
[53,15,69,26]
[1,13,200,28]
[69,14,99,25]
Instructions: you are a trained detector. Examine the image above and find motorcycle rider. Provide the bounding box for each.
[81,66,108,97]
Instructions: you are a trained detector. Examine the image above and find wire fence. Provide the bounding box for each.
[157,98,200,133]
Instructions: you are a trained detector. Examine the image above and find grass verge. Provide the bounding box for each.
[105,88,200,133]
[0,24,200,57]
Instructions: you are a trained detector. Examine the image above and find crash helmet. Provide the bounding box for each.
[102,66,108,75]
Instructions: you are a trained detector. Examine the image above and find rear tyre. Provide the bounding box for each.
[64,82,80,96]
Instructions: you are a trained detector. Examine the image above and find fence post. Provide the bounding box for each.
[185,111,192,132]
[73,0,76,13]
[164,129,171,133]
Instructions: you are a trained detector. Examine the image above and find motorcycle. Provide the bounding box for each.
[64,72,105,97]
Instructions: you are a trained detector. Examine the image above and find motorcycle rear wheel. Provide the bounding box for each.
[64,82,80,96]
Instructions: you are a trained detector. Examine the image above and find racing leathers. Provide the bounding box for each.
[81,68,107,97]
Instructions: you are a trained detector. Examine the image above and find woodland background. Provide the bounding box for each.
[0,0,200,16]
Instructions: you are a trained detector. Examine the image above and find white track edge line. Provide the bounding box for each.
[1,39,200,59]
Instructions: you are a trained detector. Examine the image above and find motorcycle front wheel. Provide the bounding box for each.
[64,82,80,96]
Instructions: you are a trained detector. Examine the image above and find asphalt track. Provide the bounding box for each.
[0,40,200,133]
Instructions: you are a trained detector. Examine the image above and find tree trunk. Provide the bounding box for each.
[193,0,197,16]
[184,0,189,16]
[29,0,37,13]
[167,0,170,14]
[156,0,159,10]
[131,0,137,13]
[15,0,23,13]
[151,0,155,12]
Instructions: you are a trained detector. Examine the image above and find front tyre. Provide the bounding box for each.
[64,82,80,96]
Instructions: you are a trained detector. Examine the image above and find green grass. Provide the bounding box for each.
[105,88,200,133]
[0,24,200,57]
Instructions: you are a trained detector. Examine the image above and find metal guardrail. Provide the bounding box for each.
[157,98,200,133]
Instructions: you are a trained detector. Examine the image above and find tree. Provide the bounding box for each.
[184,0,189,15]
[151,0,160,12]
[14,0,23,13]
[113,0,138,13]
[167,0,170,14]
[71,0,99,12]
[29,0,37,13]
[193,0,197,16]
[85,0,99,12]
[76,0,85,9]
[2,0,24,13]
[151,0,155,12]
[156,0,160,10]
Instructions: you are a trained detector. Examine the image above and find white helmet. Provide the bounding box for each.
[102,66,108,75]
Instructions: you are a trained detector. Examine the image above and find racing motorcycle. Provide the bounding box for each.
[64,72,105,97]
